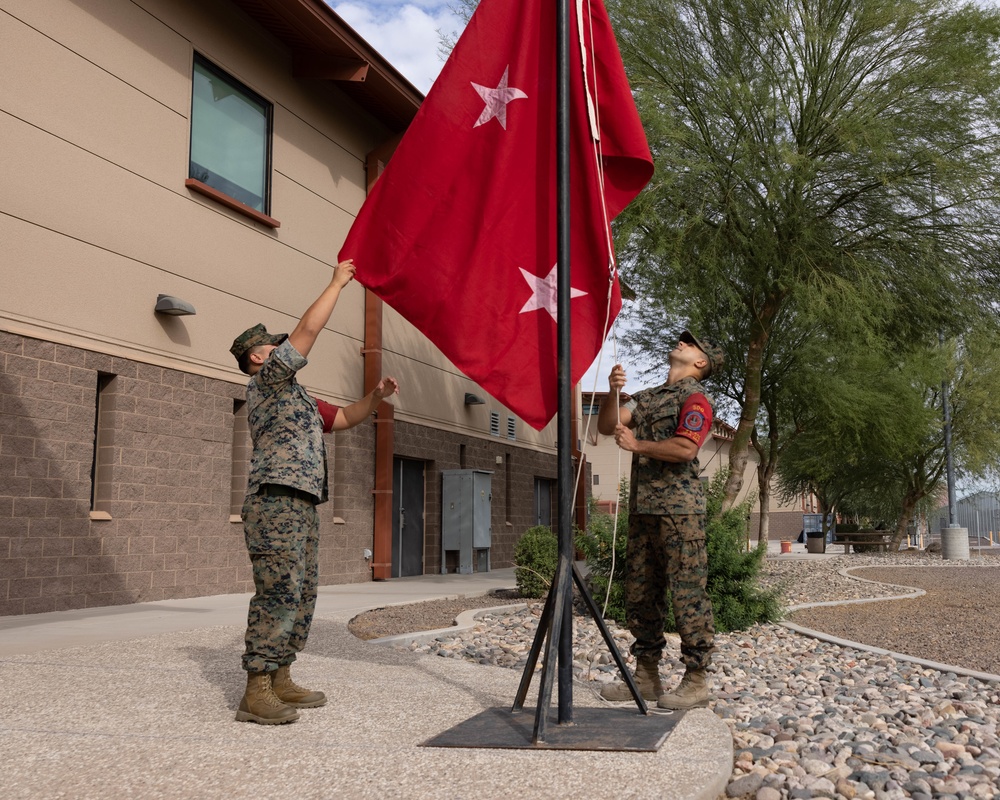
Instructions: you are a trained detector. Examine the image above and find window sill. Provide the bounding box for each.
[185,179,280,229]
[229,514,242,524]
[90,510,112,521]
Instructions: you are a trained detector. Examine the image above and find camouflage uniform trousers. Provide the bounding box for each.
[241,493,320,674]
[625,513,715,671]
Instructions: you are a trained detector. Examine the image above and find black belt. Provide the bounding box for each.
[257,484,317,504]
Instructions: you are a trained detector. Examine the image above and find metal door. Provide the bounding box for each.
[392,457,425,577]
[534,477,553,527]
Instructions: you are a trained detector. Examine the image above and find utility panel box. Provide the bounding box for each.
[441,469,492,574]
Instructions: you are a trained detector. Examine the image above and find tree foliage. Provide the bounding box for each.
[608,0,1000,510]
[776,328,1000,544]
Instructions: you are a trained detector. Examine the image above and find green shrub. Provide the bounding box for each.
[704,472,783,631]
[575,496,629,622]
[514,525,558,598]
[577,471,783,633]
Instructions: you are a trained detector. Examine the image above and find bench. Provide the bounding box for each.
[831,531,894,554]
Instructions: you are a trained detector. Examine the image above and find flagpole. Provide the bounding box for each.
[529,0,575,741]
[555,0,574,725]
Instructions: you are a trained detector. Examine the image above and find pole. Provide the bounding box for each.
[941,331,957,527]
[515,0,647,741]
[932,174,958,531]
[555,0,573,725]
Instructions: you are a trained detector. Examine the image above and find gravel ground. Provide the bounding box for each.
[350,551,1000,671]
[789,566,1000,675]
[354,551,1000,800]
[348,589,525,640]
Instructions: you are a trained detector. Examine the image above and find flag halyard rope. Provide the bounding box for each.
[572,0,625,619]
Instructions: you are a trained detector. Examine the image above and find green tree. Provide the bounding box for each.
[609,0,1000,510]
[777,329,1000,546]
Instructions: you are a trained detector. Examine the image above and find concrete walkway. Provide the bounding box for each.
[0,567,734,800]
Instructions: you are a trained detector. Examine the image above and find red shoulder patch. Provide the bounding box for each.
[675,394,713,448]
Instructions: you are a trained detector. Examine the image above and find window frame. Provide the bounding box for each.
[187,53,279,228]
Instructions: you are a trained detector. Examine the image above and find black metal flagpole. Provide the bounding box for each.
[424,0,679,753]
[517,0,574,742]
[554,0,574,727]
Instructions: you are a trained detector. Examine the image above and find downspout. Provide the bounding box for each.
[363,138,402,580]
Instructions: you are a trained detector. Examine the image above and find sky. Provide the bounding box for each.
[328,0,650,394]
[331,1,462,94]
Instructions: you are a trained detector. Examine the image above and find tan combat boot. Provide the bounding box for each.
[656,668,710,710]
[234,671,300,724]
[599,656,663,702]
[272,664,327,708]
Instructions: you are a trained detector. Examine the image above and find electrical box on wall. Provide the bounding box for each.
[441,469,493,574]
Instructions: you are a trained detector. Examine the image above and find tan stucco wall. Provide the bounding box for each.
[2,0,557,449]
[2,0,368,398]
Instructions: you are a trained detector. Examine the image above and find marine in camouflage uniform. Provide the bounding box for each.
[626,379,714,670]
[229,260,399,724]
[240,335,334,677]
[597,330,724,710]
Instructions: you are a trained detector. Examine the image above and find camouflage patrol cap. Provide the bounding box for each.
[680,330,724,377]
[230,323,287,367]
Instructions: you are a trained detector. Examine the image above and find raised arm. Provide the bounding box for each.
[287,260,356,359]
[597,364,633,435]
[332,376,400,431]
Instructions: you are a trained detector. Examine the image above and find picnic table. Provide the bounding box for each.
[830,530,894,554]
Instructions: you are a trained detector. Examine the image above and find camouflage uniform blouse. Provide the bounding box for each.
[245,339,329,504]
[628,376,714,516]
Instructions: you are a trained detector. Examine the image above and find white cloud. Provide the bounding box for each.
[332,2,464,93]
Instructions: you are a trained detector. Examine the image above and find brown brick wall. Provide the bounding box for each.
[749,510,805,542]
[0,331,559,615]
[0,332,256,616]
[320,420,377,584]
[394,420,557,573]
[0,332,382,615]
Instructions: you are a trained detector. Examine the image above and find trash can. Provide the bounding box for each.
[806,531,826,554]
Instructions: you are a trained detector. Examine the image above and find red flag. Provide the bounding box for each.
[339,0,653,430]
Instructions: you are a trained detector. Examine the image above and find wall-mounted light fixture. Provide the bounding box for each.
[464,392,485,405]
[155,294,196,316]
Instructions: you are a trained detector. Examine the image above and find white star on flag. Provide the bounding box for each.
[471,66,528,129]
[519,264,587,321]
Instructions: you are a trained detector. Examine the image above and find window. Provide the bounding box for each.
[506,415,516,441]
[189,54,273,217]
[229,400,249,520]
[489,411,500,437]
[90,373,116,518]
[534,477,553,527]
[505,452,512,521]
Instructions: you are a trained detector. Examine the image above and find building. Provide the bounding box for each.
[0,0,560,616]
[581,391,815,541]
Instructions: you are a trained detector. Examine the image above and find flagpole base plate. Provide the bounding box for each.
[420,706,683,751]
